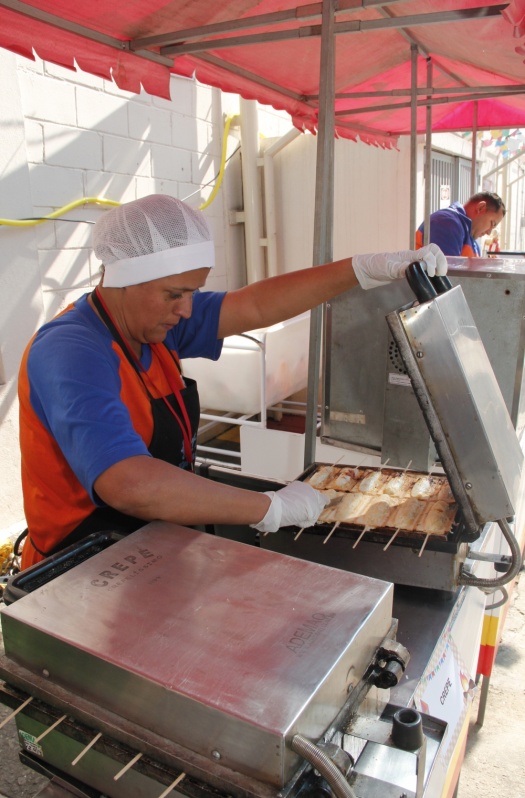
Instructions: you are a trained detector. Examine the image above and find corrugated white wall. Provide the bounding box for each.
[260,131,412,277]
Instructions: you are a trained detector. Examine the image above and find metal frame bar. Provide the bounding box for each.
[334,89,525,117]
[11,0,498,63]
[0,0,172,65]
[423,57,433,246]
[158,6,506,57]
[132,0,406,49]
[330,84,525,100]
[184,52,312,105]
[304,0,336,469]
[410,43,418,247]
[2,0,517,147]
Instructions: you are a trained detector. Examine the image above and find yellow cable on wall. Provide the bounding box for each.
[199,114,235,211]
[0,197,121,227]
[0,114,237,225]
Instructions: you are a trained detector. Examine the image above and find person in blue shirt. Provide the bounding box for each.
[415,191,505,257]
[19,194,447,567]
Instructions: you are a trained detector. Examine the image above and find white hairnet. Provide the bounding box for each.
[93,195,215,287]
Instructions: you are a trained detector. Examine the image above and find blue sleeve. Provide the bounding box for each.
[27,325,150,501]
[167,290,226,360]
[427,214,464,256]
[26,290,226,501]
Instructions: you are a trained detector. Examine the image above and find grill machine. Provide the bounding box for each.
[261,263,524,593]
[0,262,523,797]
[1,523,448,798]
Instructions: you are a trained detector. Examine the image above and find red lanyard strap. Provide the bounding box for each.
[150,343,195,466]
[92,287,194,467]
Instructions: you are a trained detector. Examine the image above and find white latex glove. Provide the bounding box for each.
[352,243,447,290]
[250,481,329,534]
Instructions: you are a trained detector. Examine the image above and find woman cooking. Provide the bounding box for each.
[18,194,447,569]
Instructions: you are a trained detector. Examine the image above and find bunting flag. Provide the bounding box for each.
[476,128,525,158]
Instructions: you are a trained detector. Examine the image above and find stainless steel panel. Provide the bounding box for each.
[1,523,393,787]
[261,530,466,592]
[322,279,414,456]
[322,258,525,466]
[387,285,523,529]
[347,705,447,798]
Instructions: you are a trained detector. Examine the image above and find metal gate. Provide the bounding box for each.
[429,150,476,212]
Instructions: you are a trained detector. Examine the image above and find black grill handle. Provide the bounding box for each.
[430,273,454,294]
[406,261,453,302]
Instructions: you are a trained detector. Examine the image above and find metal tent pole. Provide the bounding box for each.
[423,57,433,245]
[409,43,418,247]
[303,0,336,469]
[471,101,478,196]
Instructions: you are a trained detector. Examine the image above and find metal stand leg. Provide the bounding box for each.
[476,674,490,727]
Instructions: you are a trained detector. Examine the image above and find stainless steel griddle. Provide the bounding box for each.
[1,522,398,793]
[261,265,524,592]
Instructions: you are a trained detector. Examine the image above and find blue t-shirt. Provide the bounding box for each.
[416,202,480,257]
[22,290,225,500]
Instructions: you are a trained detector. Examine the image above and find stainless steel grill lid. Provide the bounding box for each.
[386,277,523,535]
[0,522,393,787]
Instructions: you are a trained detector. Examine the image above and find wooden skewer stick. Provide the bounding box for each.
[352,526,370,549]
[114,752,143,781]
[351,454,370,476]
[0,696,33,730]
[402,459,413,474]
[71,731,103,766]
[418,533,431,558]
[158,773,186,798]
[294,455,351,542]
[323,521,340,544]
[34,714,68,743]
[383,528,400,551]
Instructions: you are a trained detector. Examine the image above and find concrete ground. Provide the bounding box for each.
[456,572,525,798]
[0,568,523,798]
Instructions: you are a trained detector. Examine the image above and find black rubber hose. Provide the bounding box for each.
[459,518,522,588]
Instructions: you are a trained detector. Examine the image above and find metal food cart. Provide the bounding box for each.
[1,259,524,798]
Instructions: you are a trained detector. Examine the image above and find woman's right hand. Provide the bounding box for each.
[250,481,329,533]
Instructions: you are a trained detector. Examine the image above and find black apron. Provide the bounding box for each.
[31,290,201,558]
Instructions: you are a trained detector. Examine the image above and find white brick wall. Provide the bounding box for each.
[0,48,415,534]
[0,51,251,530]
[1,48,304,530]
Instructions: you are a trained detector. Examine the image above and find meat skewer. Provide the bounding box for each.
[0,696,33,730]
[383,528,400,551]
[323,521,340,544]
[35,714,68,743]
[303,462,457,538]
[158,774,186,798]
[72,732,103,766]
[419,533,431,558]
[114,752,143,781]
[352,525,369,549]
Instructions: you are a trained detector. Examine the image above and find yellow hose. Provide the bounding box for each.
[199,114,235,211]
[0,197,121,227]
[1,116,236,225]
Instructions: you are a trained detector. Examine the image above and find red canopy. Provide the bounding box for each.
[1,0,525,146]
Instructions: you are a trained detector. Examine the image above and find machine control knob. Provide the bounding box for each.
[371,639,411,689]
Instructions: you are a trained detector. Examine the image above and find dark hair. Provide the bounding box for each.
[467,191,506,217]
